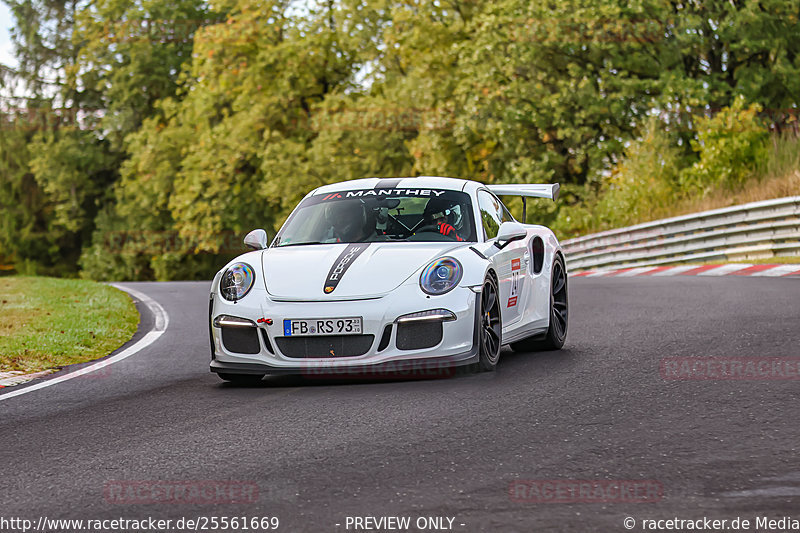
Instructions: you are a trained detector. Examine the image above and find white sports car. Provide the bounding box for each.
[209,176,568,383]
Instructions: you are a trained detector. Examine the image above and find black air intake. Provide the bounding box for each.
[396,322,443,350]
[276,335,375,358]
[221,327,260,354]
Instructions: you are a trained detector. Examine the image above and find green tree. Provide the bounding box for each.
[4,0,800,279]
[73,0,215,148]
[680,97,770,193]
[0,124,43,272]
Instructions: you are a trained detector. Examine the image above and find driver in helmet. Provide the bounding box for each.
[325,200,376,242]
[423,198,464,241]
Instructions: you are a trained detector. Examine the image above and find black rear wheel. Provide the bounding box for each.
[510,254,568,352]
[475,274,502,372]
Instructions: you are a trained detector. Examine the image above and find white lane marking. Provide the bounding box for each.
[696,264,754,276]
[0,284,169,402]
[722,486,800,498]
[754,265,800,277]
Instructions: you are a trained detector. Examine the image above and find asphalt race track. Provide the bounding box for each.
[1,277,799,532]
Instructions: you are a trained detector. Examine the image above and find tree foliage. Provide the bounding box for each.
[681,97,770,192]
[0,0,798,279]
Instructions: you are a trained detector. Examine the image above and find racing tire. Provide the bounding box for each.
[510,254,568,352]
[218,373,265,385]
[475,274,502,372]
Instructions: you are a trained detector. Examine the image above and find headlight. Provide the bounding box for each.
[420,257,462,295]
[220,262,255,301]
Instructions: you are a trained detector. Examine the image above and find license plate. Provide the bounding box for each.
[283,317,363,336]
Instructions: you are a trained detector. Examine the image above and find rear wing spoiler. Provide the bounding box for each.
[485,183,560,202]
[486,183,560,223]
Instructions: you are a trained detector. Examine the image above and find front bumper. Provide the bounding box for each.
[209,348,478,377]
[209,282,480,377]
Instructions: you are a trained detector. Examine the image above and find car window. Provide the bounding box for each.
[477,190,510,240]
[273,188,477,245]
[499,200,514,223]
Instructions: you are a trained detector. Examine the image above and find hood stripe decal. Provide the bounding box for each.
[323,243,371,294]
[374,178,406,190]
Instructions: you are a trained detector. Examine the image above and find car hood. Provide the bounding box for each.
[261,242,463,300]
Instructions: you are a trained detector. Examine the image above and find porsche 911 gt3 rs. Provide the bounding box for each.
[209,176,568,383]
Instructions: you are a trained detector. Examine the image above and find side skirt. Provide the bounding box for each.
[501,322,548,345]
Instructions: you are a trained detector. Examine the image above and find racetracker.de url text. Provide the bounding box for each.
[0,516,280,532]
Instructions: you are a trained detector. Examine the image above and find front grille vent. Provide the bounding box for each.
[276,335,375,358]
[396,322,443,350]
[221,327,260,354]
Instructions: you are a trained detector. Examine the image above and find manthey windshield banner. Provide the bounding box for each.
[312,189,448,204]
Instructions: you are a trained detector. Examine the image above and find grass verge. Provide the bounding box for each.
[652,169,800,222]
[734,256,800,265]
[0,276,139,373]
[553,131,800,240]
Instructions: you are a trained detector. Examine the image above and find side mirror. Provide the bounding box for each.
[495,221,527,249]
[243,229,269,250]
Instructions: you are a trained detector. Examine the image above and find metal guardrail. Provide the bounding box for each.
[562,196,800,271]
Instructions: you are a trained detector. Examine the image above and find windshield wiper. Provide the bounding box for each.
[274,241,327,247]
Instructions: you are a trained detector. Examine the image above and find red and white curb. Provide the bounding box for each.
[571,263,800,278]
[0,370,55,388]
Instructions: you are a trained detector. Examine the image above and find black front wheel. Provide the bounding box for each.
[510,254,568,352]
[475,274,503,372]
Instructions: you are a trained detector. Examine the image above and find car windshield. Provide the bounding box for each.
[273,188,477,246]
